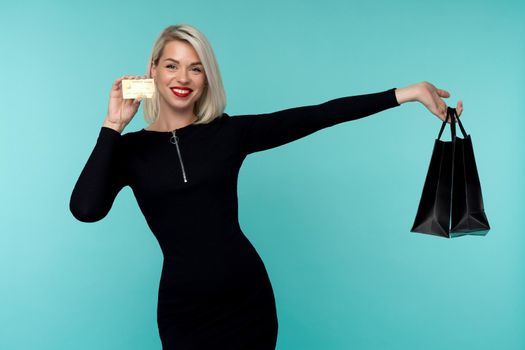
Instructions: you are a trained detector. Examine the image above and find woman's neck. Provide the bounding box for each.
[147,106,198,131]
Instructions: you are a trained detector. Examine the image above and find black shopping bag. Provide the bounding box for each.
[411,107,490,238]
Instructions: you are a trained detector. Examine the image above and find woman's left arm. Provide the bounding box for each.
[232,87,400,155]
[232,82,463,155]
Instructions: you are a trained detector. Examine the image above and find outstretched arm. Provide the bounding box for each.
[232,87,400,155]
[232,81,464,155]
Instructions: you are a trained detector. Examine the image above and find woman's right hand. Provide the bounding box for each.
[103,75,147,132]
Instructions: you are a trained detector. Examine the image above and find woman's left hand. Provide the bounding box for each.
[395,81,463,123]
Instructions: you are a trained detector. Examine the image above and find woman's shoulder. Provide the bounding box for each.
[120,129,142,145]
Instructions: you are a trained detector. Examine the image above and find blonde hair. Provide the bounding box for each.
[143,24,226,125]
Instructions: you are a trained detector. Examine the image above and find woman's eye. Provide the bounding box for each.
[192,67,202,72]
[166,64,176,69]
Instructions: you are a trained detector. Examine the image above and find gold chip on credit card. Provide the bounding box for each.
[122,79,155,99]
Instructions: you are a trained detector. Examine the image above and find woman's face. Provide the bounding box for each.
[151,40,207,115]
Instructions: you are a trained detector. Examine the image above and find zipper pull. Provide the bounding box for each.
[170,130,188,183]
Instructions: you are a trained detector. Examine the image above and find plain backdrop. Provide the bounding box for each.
[1,0,524,349]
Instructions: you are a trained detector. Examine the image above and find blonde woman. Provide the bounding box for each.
[70,23,463,349]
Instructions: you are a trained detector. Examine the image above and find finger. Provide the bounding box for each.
[437,101,447,121]
[117,75,131,82]
[114,75,126,83]
[437,89,450,98]
[113,75,131,90]
[112,76,126,88]
[442,104,451,124]
[457,100,463,117]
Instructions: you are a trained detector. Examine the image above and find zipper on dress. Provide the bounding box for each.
[170,130,188,183]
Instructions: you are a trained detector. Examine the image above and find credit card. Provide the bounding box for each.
[122,79,155,99]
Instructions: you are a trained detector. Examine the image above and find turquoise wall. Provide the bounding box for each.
[1,0,523,349]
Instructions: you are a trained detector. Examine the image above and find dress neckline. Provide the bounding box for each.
[142,120,198,134]
[141,113,228,135]
[142,125,195,134]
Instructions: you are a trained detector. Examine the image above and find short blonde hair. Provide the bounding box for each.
[143,24,226,125]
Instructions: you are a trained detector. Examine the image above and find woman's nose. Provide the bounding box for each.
[176,69,189,83]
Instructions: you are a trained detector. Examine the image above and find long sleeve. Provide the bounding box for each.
[233,88,400,155]
[69,126,129,223]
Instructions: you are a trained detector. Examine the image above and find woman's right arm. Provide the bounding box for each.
[69,75,144,222]
[69,126,128,222]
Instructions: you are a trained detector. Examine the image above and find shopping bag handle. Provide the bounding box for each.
[437,107,467,140]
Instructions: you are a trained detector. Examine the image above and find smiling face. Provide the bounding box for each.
[150,40,207,116]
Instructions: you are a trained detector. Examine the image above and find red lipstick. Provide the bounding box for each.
[170,86,192,98]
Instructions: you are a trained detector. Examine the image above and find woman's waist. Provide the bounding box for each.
[158,240,269,295]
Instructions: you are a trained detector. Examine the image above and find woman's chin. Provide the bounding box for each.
[160,96,194,111]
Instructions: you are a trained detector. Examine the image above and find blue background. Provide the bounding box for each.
[1,0,524,349]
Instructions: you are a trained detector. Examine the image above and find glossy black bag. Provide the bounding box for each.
[411,107,490,238]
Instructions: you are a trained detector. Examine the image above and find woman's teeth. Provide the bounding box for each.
[172,88,191,94]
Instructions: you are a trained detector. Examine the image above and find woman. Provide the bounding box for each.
[70,23,463,349]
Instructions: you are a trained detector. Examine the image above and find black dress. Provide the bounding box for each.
[69,88,400,349]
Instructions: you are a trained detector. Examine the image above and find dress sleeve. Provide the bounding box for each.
[234,88,400,155]
[69,126,129,222]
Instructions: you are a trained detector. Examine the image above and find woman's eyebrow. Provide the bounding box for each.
[163,58,203,65]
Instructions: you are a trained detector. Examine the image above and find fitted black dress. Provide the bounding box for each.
[69,88,400,349]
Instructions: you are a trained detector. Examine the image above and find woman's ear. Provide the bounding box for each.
[150,61,156,79]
